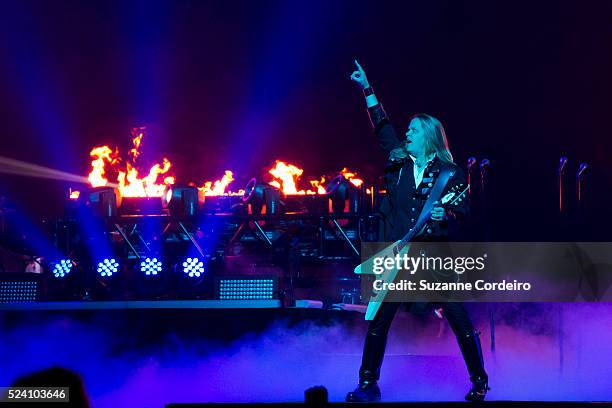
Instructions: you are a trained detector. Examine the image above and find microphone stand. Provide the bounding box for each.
[558,156,568,215]
[478,159,495,354]
[575,163,588,239]
[479,159,490,241]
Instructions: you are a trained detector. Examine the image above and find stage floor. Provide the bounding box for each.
[0,299,284,310]
[167,403,612,408]
[2,304,611,407]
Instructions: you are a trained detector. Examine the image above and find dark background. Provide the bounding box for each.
[1,0,610,239]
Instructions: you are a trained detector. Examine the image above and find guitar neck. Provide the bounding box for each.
[397,211,431,249]
[396,184,468,249]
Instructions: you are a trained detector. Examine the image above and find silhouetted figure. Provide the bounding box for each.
[10,367,90,408]
[304,385,328,407]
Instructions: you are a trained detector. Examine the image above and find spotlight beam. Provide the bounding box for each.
[0,156,118,187]
[178,222,205,258]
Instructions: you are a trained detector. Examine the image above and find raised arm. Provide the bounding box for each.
[350,60,404,154]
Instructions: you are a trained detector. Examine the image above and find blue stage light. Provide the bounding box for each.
[51,259,74,278]
[141,257,162,276]
[97,258,119,277]
[217,278,276,300]
[182,257,204,278]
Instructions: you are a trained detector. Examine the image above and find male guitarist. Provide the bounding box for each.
[346,60,489,402]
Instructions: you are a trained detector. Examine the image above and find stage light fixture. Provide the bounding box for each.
[326,174,360,213]
[96,258,119,277]
[0,275,40,303]
[162,185,199,217]
[88,187,120,217]
[216,278,276,300]
[242,178,282,214]
[141,257,162,276]
[51,259,74,278]
[182,257,204,278]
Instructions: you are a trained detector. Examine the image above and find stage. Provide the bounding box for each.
[2,1,612,406]
[2,302,611,407]
[166,403,612,408]
[0,299,284,310]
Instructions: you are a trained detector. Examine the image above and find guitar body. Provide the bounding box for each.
[354,240,412,320]
[354,184,468,320]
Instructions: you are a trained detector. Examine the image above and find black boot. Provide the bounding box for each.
[346,332,387,402]
[345,371,381,402]
[465,375,490,402]
[457,330,490,402]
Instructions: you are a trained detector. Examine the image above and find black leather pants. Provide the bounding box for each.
[359,302,487,384]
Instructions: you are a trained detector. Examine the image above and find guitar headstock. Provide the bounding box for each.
[440,183,469,207]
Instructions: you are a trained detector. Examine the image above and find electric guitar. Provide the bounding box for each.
[355,184,469,320]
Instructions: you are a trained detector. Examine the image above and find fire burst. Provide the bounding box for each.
[88,146,118,188]
[87,128,174,198]
[199,170,244,196]
[268,161,308,195]
[340,168,364,188]
[266,161,363,195]
[82,129,364,199]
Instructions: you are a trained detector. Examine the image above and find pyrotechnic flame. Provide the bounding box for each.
[86,129,175,198]
[83,131,366,200]
[88,146,118,187]
[341,167,363,187]
[268,161,304,195]
[268,160,322,195]
[129,132,144,161]
[199,170,241,196]
[267,161,363,195]
[116,158,173,198]
[309,177,327,194]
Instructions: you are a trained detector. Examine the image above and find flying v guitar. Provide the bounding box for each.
[354,184,469,320]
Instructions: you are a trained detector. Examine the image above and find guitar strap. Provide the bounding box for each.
[411,164,456,237]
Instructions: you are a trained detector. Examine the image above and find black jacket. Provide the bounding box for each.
[368,103,468,241]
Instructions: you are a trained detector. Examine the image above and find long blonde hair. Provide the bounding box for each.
[410,113,454,164]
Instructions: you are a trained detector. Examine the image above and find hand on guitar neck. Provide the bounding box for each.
[410,184,469,241]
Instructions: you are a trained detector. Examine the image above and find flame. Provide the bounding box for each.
[341,167,363,187]
[88,146,118,187]
[129,131,144,161]
[86,129,175,198]
[69,190,80,200]
[267,161,359,195]
[84,129,367,201]
[268,161,305,194]
[199,170,240,196]
[267,161,322,195]
[309,177,327,194]
[117,158,173,198]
